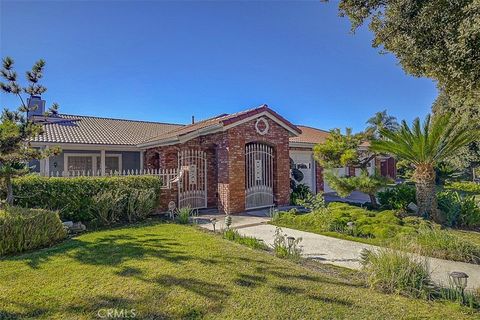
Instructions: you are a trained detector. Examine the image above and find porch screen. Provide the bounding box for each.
[96,156,120,173]
[67,156,93,172]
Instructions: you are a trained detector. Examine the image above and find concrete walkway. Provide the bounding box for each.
[196,213,480,291]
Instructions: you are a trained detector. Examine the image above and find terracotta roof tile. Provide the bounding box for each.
[140,105,301,145]
[289,125,330,145]
[32,114,184,145]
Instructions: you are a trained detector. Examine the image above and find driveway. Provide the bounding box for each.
[196,213,480,291]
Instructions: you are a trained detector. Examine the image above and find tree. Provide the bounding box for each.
[366,110,399,139]
[314,128,389,207]
[370,113,479,222]
[432,90,480,179]
[0,57,59,205]
[337,0,480,97]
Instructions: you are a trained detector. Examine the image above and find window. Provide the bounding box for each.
[65,153,122,174]
[67,156,93,172]
[96,155,121,173]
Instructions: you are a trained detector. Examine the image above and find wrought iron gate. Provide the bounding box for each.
[178,149,207,209]
[245,142,274,209]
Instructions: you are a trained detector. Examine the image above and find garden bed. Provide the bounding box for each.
[272,202,480,264]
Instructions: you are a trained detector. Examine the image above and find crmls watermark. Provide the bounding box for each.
[97,308,137,318]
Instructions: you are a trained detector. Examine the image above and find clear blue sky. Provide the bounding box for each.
[0,1,437,132]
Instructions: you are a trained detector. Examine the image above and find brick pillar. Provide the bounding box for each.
[274,138,291,206]
[226,130,246,214]
[315,163,324,193]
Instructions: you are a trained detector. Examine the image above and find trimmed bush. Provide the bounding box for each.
[272,202,480,263]
[360,248,432,299]
[12,175,162,223]
[377,183,416,211]
[446,181,480,194]
[0,206,67,255]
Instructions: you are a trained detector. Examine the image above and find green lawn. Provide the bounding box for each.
[0,222,477,319]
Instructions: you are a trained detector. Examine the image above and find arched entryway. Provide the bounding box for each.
[245,142,274,209]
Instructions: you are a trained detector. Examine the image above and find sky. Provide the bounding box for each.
[0,1,438,132]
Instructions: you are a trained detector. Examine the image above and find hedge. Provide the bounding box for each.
[0,206,67,256]
[12,175,163,222]
[446,181,480,194]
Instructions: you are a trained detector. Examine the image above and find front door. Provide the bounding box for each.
[245,142,274,209]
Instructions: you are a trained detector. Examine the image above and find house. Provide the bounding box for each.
[29,96,395,214]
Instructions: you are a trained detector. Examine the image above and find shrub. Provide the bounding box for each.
[327,202,420,239]
[377,183,416,211]
[12,175,162,222]
[0,206,67,255]
[223,229,267,250]
[272,227,302,261]
[446,181,480,194]
[437,190,480,228]
[296,192,326,211]
[290,184,311,205]
[176,206,192,224]
[91,190,126,226]
[360,248,432,299]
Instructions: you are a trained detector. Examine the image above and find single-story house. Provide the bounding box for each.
[28,95,395,214]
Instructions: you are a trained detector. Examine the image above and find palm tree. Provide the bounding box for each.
[366,110,399,138]
[370,113,479,222]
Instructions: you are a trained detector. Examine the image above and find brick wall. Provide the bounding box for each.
[145,116,292,214]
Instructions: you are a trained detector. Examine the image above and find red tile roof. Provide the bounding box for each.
[140,105,302,146]
[289,125,330,145]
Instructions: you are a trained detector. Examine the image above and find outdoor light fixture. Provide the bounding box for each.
[224,214,232,230]
[210,218,218,232]
[449,271,469,303]
[287,236,295,248]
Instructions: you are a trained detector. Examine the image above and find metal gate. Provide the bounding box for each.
[178,149,207,209]
[245,142,274,209]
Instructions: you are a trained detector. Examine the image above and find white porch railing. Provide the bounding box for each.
[47,168,178,189]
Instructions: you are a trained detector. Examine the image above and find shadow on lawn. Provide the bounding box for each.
[2,233,192,269]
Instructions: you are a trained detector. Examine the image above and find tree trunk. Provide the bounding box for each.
[5,175,14,206]
[368,194,378,209]
[414,164,440,222]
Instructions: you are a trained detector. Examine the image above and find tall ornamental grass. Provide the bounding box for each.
[0,206,67,256]
[360,248,432,299]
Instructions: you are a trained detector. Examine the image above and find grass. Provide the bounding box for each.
[272,203,480,264]
[0,222,477,319]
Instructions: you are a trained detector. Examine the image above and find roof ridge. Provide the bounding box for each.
[58,113,186,126]
[296,124,331,133]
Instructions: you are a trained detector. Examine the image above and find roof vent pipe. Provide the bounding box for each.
[192,115,195,124]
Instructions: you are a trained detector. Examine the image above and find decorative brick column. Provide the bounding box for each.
[315,162,324,193]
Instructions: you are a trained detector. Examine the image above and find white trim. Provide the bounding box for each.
[100,150,106,176]
[138,110,302,148]
[44,155,50,177]
[289,142,315,149]
[222,111,301,135]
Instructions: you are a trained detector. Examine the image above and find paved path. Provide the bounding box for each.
[197,214,480,291]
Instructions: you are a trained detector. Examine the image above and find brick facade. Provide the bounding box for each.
[145,116,291,214]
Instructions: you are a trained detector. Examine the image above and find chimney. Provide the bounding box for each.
[192,115,195,124]
[26,95,46,118]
